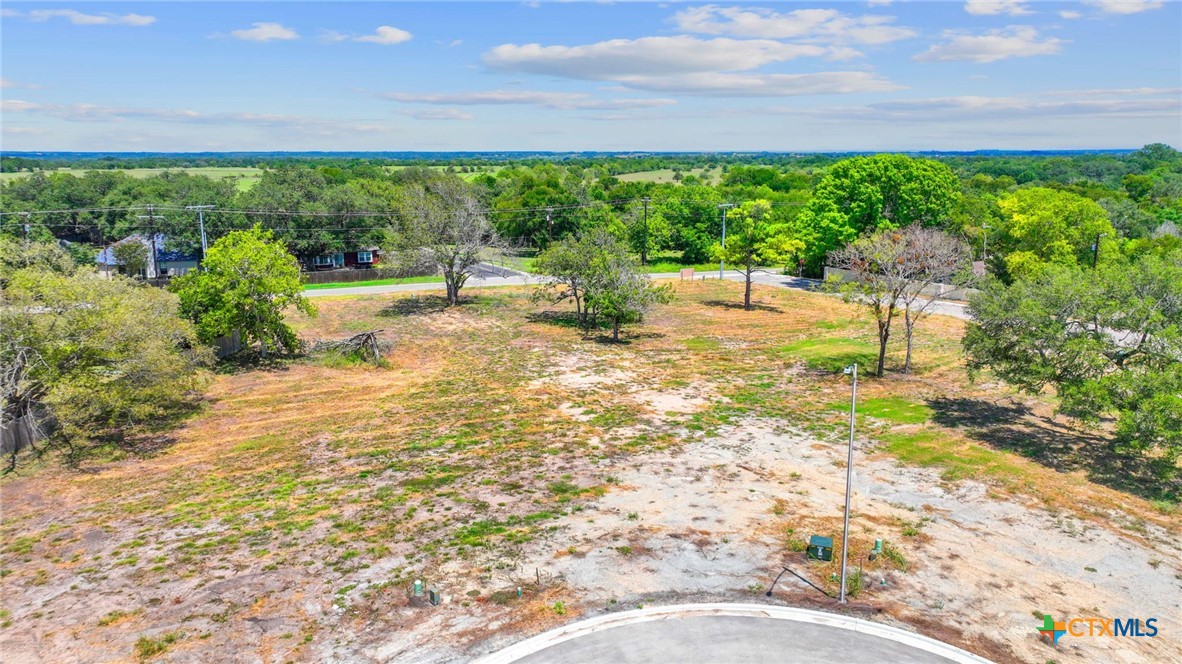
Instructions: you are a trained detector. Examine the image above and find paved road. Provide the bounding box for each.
[305,266,971,320]
[477,604,991,664]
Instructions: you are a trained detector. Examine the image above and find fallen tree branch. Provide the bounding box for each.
[310,330,390,365]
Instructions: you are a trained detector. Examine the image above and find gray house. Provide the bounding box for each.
[97,233,199,278]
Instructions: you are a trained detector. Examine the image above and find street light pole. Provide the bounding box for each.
[718,203,734,280]
[839,363,858,604]
[185,205,215,262]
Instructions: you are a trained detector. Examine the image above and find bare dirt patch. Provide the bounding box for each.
[2,282,1177,664]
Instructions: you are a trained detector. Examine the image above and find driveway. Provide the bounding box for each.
[475,604,991,664]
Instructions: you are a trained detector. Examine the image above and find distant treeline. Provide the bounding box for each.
[2,145,1178,279]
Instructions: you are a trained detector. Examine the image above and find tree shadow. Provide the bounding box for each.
[379,295,451,317]
[214,351,295,375]
[590,330,666,345]
[702,299,783,313]
[928,396,1179,501]
[525,310,587,330]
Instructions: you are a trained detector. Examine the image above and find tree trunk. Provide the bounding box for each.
[876,323,889,377]
[612,318,620,342]
[744,266,753,311]
[574,291,582,323]
[903,318,915,374]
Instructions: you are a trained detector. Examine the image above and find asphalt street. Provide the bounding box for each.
[304,265,972,321]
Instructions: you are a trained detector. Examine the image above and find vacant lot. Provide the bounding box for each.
[1,281,1177,663]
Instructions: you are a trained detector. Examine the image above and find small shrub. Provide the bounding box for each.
[552,601,566,615]
[134,632,184,660]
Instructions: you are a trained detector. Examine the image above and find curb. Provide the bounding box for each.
[474,603,994,664]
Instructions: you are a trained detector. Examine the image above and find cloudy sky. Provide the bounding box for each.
[2,1,1179,151]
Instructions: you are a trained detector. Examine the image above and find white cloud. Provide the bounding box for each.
[355,26,412,45]
[484,36,830,80]
[230,22,299,42]
[799,94,1181,123]
[964,1,1034,16]
[385,90,677,110]
[914,26,1065,63]
[1085,0,1164,14]
[7,8,155,26]
[671,6,917,45]
[1,100,42,112]
[608,71,904,97]
[4,100,397,136]
[1,78,41,90]
[1059,10,1084,18]
[397,108,475,121]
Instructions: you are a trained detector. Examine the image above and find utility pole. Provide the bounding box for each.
[1091,232,1107,269]
[185,205,215,262]
[640,197,651,266]
[136,205,167,279]
[546,207,554,246]
[718,203,734,280]
[839,363,859,605]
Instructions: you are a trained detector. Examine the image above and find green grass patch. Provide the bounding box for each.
[879,431,1025,483]
[134,631,184,660]
[828,396,933,425]
[776,337,878,373]
[685,336,722,352]
[304,275,445,290]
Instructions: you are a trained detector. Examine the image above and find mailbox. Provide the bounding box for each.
[808,535,833,562]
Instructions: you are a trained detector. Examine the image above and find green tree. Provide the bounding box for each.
[172,226,315,356]
[709,200,802,310]
[583,233,671,341]
[111,240,149,278]
[2,244,208,469]
[533,233,597,323]
[793,155,960,271]
[993,187,1117,280]
[965,255,1182,472]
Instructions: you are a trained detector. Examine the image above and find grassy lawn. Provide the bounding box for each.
[616,167,721,184]
[0,167,263,191]
[1,279,1176,662]
[304,274,445,290]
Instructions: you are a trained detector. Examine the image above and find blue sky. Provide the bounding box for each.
[2,1,1179,151]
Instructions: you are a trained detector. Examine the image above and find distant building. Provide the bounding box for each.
[301,248,381,271]
[96,233,200,278]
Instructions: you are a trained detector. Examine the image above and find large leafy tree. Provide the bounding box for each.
[709,200,802,310]
[993,187,1117,280]
[2,240,208,468]
[388,177,499,306]
[965,254,1182,469]
[793,154,960,270]
[172,226,315,356]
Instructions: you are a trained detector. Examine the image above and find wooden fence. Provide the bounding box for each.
[300,267,418,286]
[1,413,46,456]
[212,329,245,359]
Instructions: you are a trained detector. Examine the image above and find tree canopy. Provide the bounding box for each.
[172,226,315,355]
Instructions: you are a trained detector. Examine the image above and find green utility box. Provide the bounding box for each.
[807,535,833,562]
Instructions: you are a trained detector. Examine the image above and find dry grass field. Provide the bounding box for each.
[1,280,1178,663]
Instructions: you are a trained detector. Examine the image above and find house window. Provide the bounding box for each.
[356,251,373,264]
[332,252,345,268]
[313,255,333,267]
